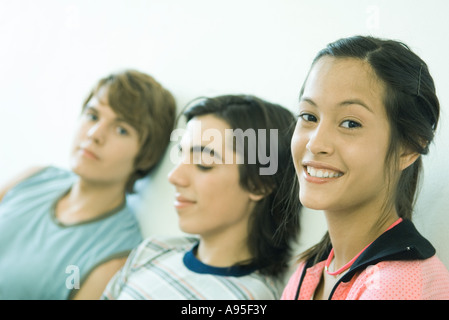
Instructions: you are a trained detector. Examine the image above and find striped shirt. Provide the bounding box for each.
[102,236,284,300]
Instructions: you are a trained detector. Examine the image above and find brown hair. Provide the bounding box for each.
[82,70,177,193]
[183,95,301,277]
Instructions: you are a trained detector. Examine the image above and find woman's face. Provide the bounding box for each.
[291,56,392,213]
[168,114,260,240]
[70,89,140,189]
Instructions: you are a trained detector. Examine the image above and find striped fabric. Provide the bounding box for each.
[102,236,284,300]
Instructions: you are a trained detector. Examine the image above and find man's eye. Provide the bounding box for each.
[117,127,129,135]
[85,113,98,121]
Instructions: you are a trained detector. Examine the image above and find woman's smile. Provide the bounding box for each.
[174,193,197,210]
[301,161,344,184]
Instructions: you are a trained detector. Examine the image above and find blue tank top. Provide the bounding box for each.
[0,167,143,299]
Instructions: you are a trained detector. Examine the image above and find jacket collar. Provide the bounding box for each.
[339,218,435,282]
[295,219,436,299]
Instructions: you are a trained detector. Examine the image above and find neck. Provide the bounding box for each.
[324,203,399,271]
[196,232,252,268]
[56,178,126,224]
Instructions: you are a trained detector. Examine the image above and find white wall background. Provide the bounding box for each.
[1,0,448,268]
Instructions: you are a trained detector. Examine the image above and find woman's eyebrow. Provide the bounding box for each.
[300,97,317,107]
[339,99,374,113]
[300,96,374,113]
[191,145,223,161]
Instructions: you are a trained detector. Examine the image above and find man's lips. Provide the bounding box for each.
[79,148,100,160]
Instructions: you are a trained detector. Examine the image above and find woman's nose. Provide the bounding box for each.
[306,123,334,156]
[168,161,190,188]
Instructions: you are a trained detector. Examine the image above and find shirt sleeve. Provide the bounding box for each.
[353,259,449,300]
[100,245,140,300]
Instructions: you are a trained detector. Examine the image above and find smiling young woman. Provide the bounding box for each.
[282,35,449,300]
[102,95,301,300]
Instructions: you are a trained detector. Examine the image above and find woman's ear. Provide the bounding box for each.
[246,180,274,202]
[399,148,420,171]
[249,193,266,202]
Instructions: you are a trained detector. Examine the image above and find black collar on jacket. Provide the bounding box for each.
[294,219,436,299]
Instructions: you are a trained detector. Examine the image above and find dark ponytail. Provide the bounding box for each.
[297,36,440,264]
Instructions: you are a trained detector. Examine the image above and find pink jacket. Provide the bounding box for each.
[282,220,449,300]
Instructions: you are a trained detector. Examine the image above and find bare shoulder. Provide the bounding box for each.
[0,166,47,202]
[72,256,129,300]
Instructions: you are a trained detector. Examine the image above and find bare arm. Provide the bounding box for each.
[0,166,46,202]
[71,256,128,300]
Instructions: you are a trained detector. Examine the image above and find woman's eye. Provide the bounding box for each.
[196,164,213,171]
[341,120,362,129]
[299,113,318,122]
[193,155,214,170]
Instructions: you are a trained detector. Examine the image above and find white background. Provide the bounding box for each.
[1,0,448,268]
